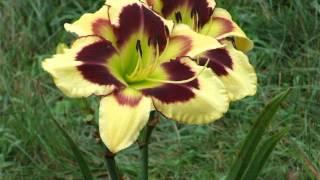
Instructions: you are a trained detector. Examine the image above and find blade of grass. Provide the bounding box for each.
[290,139,320,179]
[226,89,290,180]
[241,129,288,180]
[39,92,93,180]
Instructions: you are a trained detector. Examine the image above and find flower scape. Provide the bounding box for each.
[42,0,257,153]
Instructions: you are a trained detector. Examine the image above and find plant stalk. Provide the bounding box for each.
[139,111,159,180]
[105,149,120,180]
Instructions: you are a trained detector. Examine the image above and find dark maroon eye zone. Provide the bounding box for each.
[199,48,233,76]
[161,0,214,28]
[115,4,169,52]
[142,60,199,103]
[76,38,124,87]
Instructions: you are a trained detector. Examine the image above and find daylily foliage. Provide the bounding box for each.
[42,0,257,153]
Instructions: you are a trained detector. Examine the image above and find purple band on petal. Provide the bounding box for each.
[142,60,198,103]
[199,48,233,76]
[76,39,116,63]
[114,90,142,107]
[161,0,213,28]
[142,84,195,103]
[75,37,123,87]
[189,0,214,28]
[143,5,168,52]
[115,4,168,52]
[161,0,186,17]
[115,4,141,46]
[92,19,115,38]
[211,17,234,37]
[162,60,199,89]
[169,35,193,57]
[77,64,123,87]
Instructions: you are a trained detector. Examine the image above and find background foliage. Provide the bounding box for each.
[0,0,319,179]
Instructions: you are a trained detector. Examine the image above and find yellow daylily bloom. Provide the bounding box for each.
[43,0,230,153]
[145,0,257,101]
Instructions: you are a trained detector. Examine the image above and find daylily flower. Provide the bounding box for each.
[145,0,257,100]
[42,0,231,153]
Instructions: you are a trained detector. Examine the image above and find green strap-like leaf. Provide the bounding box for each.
[40,95,93,180]
[51,117,94,180]
[240,130,288,180]
[226,89,290,180]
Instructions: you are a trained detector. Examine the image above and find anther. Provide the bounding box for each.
[191,7,196,18]
[175,11,182,23]
[136,40,143,57]
[148,37,152,46]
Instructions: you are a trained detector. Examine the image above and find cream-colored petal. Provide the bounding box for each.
[200,8,254,52]
[99,89,152,153]
[160,24,223,62]
[42,57,115,97]
[105,0,174,30]
[145,0,216,29]
[217,43,257,101]
[153,59,230,124]
[64,6,110,36]
[42,36,119,97]
[199,43,257,101]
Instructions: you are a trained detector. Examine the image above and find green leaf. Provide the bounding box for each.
[40,95,93,180]
[51,117,94,180]
[226,89,290,180]
[241,130,288,180]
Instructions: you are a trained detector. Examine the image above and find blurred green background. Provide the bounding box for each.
[0,0,319,179]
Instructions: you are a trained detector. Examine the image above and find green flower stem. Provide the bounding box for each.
[105,149,120,180]
[139,111,159,180]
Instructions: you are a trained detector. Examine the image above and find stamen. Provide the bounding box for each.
[148,43,160,73]
[105,4,111,20]
[148,37,152,46]
[191,7,196,18]
[196,57,200,64]
[194,12,200,32]
[146,58,210,84]
[128,54,142,79]
[175,11,182,23]
[136,40,143,57]
[128,40,162,82]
